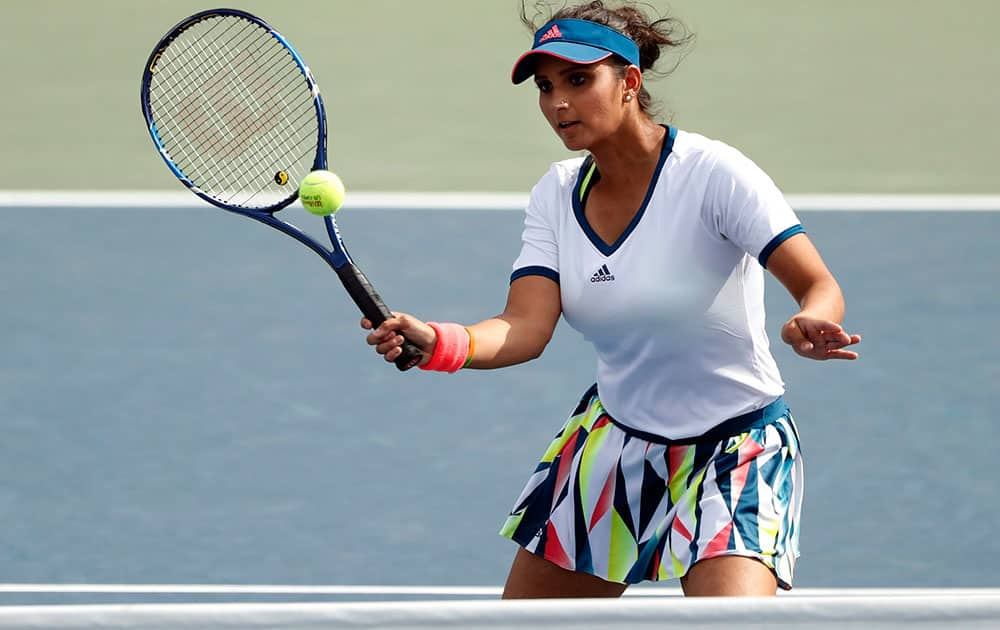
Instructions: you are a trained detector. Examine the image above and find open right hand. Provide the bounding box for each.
[361,312,437,365]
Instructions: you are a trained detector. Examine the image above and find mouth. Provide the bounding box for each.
[557,121,580,130]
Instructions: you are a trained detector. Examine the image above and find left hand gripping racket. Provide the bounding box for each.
[140,8,423,371]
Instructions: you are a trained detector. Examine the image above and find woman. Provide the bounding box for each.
[363,1,861,597]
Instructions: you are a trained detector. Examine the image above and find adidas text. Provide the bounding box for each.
[590,264,615,283]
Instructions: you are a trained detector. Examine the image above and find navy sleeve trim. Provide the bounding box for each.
[510,266,560,285]
[758,224,805,268]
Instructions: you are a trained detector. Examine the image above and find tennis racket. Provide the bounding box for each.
[140,8,423,371]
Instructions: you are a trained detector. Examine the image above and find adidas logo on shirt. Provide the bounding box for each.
[590,264,615,283]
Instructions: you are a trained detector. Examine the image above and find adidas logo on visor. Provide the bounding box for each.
[590,264,615,283]
[538,24,563,42]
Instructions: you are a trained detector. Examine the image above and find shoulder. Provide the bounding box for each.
[670,129,782,203]
[670,129,757,175]
[535,156,588,191]
[527,156,587,211]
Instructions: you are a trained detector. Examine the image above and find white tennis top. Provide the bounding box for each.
[511,127,803,439]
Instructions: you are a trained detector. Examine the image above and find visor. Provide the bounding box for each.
[511,18,640,84]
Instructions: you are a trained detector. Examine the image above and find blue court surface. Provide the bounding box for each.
[0,204,997,602]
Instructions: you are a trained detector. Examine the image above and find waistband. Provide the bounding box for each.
[583,384,790,445]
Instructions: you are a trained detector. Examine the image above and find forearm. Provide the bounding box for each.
[794,277,846,323]
[464,314,553,369]
[369,277,560,371]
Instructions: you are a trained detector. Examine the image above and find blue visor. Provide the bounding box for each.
[511,18,641,84]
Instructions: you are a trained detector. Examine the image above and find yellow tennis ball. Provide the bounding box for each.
[299,170,346,216]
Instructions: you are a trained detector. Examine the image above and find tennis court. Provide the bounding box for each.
[1,200,997,592]
[1,198,998,626]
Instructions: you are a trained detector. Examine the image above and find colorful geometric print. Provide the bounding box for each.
[499,387,804,589]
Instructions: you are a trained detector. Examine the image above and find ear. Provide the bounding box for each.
[622,65,642,102]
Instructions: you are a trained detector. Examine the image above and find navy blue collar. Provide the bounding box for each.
[572,125,676,256]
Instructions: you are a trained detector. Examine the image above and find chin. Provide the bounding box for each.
[554,125,599,152]
[558,134,589,152]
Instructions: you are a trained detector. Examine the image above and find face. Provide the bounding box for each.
[533,56,627,151]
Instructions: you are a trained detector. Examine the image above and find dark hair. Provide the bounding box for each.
[519,1,693,116]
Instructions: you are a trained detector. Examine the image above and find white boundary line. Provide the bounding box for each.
[0,191,999,211]
[0,585,504,597]
[1,584,998,598]
[1,597,998,630]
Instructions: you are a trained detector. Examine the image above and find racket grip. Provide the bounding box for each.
[337,263,423,371]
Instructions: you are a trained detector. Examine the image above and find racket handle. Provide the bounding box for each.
[337,263,423,371]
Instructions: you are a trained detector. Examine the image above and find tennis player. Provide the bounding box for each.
[363,0,861,597]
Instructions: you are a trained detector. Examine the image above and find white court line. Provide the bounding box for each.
[0,585,503,596]
[1,597,998,630]
[0,191,999,211]
[1,584,999,598]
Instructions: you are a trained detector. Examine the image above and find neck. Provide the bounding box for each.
[588,117,666,184]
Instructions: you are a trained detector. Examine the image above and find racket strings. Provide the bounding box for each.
[153,19,268,178]
[156,20,316,203]
[147,14,320,210]
[152,48,306,203]
[159,57,311,197]
[166,27,294,159]
[153,17,252,108]
[153,18,288,153]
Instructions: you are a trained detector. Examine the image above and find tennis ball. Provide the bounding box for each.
[299,170,346,216]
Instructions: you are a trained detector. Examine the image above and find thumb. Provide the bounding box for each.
[781,318,813,352]
[387,313,438,351]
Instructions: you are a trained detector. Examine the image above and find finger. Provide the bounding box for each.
[801,321,845,341]
[381,335,409,362]
[376,315,409,332]
[782,320,813,353]
[819,331,862,349]
[815,330,853,348]
[825,348,860,360]
[369,329,395,348]
[817,326,850,340]
[816,320,844,334]
[360,318,373,330]
[375,334,405,356]
[780,319,801,344]
[366,327,398,346]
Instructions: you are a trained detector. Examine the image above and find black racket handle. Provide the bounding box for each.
[337,263,423,371]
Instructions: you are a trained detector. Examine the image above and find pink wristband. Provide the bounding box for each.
[420,322,470,373]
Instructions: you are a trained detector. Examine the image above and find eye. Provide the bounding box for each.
[535,79,552,93]
[568,73,587,87]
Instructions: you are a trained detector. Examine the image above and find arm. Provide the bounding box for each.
[465,275,561,368]
[766,233,862,360]
[362,275,561,369]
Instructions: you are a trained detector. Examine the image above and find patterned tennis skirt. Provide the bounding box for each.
[500,385,804,589]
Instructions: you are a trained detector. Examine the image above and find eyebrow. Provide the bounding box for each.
[534,64,592,80]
